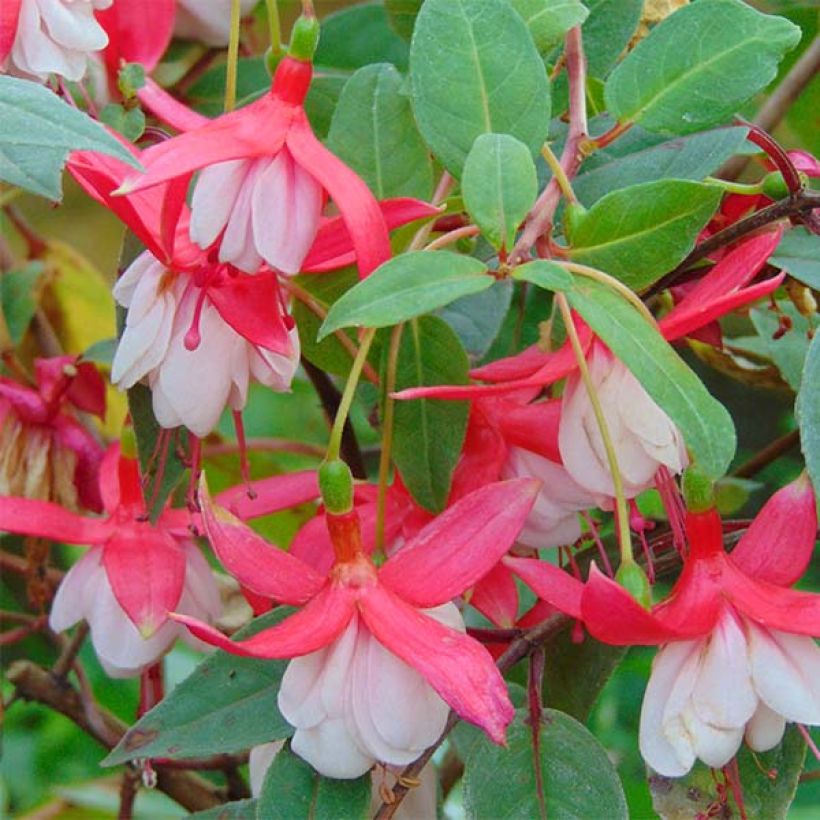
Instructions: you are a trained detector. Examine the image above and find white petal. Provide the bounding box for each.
[291,718,374,779]
[639,640,700,777]
[49,547,103,632]
[218,159,266,273]
[745,701,786,753]
[179,541,222,622]
[190,160,250,250]
[250,327,300,393]
[683,705,743,769]
[251,150,324,275]
[112,252,163,308]
[248,741,285,798]
[748,624,820,725]
[36,0,108,51]
[691,612,756,730]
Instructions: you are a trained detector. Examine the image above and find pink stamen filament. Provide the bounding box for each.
[184,288,209,351]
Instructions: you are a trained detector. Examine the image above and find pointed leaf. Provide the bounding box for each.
[0,76,141,199]
[327,63,433,200]
[410,0,550,177]
[462,133,538,250]
[103,609,297,766]
[463,709,628,819]
[604,0,800,135]
[512,260,574,292]
[770,227,820,289]
[258,743,371,820]
[1,262,43,345]
[509,0,589,54]
[390,316,470,512]
[750,301,811,392]
[797,331,820,496]
[567,276,736,480]
[568,180,722,291]
[582,0,642,79]
[380,479,539,606]
[319,252,492,339]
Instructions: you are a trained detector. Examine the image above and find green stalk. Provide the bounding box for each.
[224,0,242,113]
[265,0,282,55]
[326,328,377,463]
[556,293,633,567]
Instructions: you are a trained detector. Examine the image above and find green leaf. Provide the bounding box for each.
[567,276,736,480]
[0,76,141,199]
[103,610,295,766]
[304,76,349,140]
[509,0,589,54]
[463,709,628,819]
[315,4,409,72]
[568,180,722,290]
[319,252,492,338]
[605,0,801,135]
[437,279,513,360]
[512,260,574,292]
[750,302,811,392]
[190,799,258,819]
[258,743,371,820]
[571,126,749,208]
[385,0,423,40]
[391,316,470,512]
[583,0,642,79]
[410,0,550,177]
[769,227,820,289]
[82,338,118,368]
[1,262,43,345]
[797,331,820,496]
[98,103,146,142]
[650,727,806,820]
[327,63,432,200]
[462,133,538,250]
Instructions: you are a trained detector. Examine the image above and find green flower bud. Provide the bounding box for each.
[288,14,321,62]
[682,466,716,513]
[760,171,791,201]
[615,561,652,610]
[563,201,588,244]
[319,459,353,515]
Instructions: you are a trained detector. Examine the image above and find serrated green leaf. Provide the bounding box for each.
[463,709,628,819]
[571,126,749,208]
[1,262,43,345]
[512,260,574,292]
[462,133,538,250]
[319,252,492,338]
[750,303,811,392]
[391,317,470,512]
[315,4,409,72]
[509,0,589,54]
[797,331,820,496]
[327,63,432,200]
[769,227,820,289]
[103,609,295,766]
[410,0,550,177]
[605,0,801,135]
[567,276,736,480]
[568,179,721,290]
[257,743,371,820]
[0,76,140,199]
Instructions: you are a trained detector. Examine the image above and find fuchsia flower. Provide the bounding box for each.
[0,444,221,677]
[0,356,105,511]
[0,0,111,81]
[580,475,820,777]
[119,52,393,278]
[174,477,541,777]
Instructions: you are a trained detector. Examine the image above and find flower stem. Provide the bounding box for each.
[224,0,242,113]
[541,142,577,203]
[265,0,282,55]
[375,323,404,554]
[326,327,377,462]
[555,292,632,567]
[704,176,764,196]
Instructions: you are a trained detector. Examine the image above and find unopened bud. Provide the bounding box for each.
[318,459,353,514]
[682,466,715,513]
[563,201,588,244]
[615,561,652,610]
[288,15,321,62]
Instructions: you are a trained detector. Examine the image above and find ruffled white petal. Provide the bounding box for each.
[745,701,786,753]
[249,741,285,798]
[190,160,251,251]
[49,546,104,632]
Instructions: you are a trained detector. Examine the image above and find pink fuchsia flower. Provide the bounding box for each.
[0,356,105,511]
[580,475,820,776]
[1,0,111,82]
[111,252,300,437]
[174,0,257,46]
[119,51,393,278]
[174,477,541,776]
[0,444,221,677]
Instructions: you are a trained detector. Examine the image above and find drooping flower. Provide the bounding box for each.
[174,477,541,776]
[0,356,105,511]
[0,444,221,677]
[118,41,393,277]
[580,475,820,776]
[1,0,111,82]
